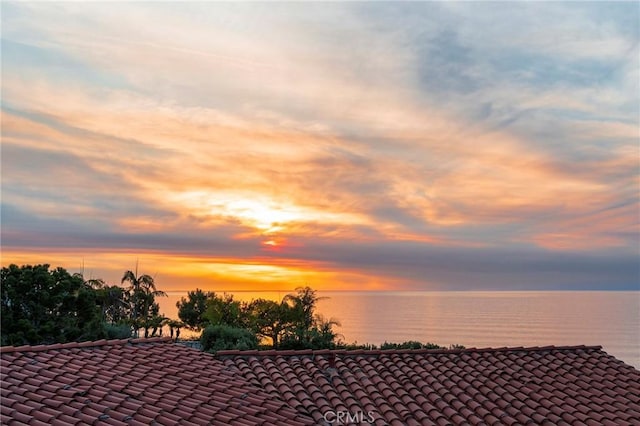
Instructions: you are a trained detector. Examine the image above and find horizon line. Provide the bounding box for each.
[160,288,640,293]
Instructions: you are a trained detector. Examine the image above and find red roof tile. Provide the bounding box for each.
[1,338,313,425]
[4,340,639,425]
[219,345,640,425]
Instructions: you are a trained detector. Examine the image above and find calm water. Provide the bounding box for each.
[158,291,640,368]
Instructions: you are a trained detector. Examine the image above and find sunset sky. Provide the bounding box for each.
[2,2,638,291]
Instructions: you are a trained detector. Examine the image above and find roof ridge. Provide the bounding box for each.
[453,344,604,354]
[215,344,604,358]
[0,337,174,354]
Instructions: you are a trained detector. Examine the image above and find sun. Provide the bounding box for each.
[170,189,365,236]
[224,199,303,233]
[171,190,306,234]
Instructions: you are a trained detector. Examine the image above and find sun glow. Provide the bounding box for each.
[169,190,366,235]
[224,199,303,233]
[167,190,307,233]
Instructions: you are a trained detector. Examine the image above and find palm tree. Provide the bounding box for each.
[312,314,342,349]
[121,268,166,338]
[73,274,125,325]
[167,319,185,340]
[284,286,327,344]
[85,278,106,290]
[96,285,128,324]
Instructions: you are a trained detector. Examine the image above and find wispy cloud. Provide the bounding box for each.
[2,2,638,290]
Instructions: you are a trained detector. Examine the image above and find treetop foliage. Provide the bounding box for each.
[3,264,464,352]
[1,264,168,346]
[182,286,343,352]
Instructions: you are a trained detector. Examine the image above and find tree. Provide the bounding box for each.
[203,293,248,329]
[177,289,212,331]
[310,315,342,349]
[95,285,129,324]
[246,298,295,349]
[284,286,326,345]
[80,277,107,290]
[75,275,129,331]
[121,269,167,338]
[142,312,167,338]
[167,319,185,339]
[1,264,104,345]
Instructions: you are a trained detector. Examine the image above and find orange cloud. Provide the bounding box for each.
[0,249,396,292]
[3,2,637,291]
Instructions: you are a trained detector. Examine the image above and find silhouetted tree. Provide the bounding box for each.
[121,269,166,338]
[96,285,129,324]
[177,289,212,330]
[167,319,184,340]
[203,293,248,329]
[1,264,104,345]
[247,298,295,349]
[310,315,342,349]
[284,286,327,345]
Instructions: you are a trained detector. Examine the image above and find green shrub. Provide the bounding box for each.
[201,324,258,353]
[379,341,460,350]
[104,323,132,339]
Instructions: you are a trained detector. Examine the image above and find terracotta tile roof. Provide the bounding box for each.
[3,340,638,425]
[218,345,640,426]
[1,337,313,425]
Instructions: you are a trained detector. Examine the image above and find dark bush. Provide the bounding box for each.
[104,323,132,339]
[380,341,445,350]
[201,324,258,353]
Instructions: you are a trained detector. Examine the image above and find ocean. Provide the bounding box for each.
[157,291,639,368]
